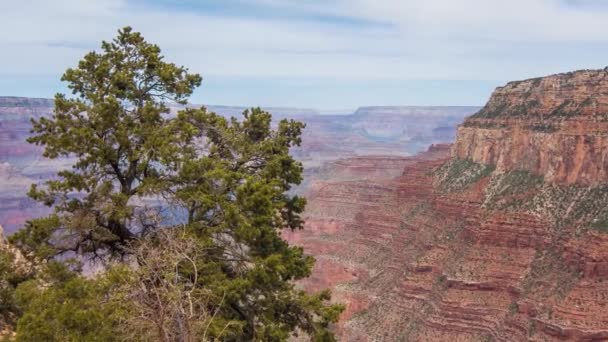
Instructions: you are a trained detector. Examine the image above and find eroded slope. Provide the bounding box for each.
[286,70,608,341]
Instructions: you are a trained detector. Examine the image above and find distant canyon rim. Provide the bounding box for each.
[4,69,608,341]
[0,98,475,233]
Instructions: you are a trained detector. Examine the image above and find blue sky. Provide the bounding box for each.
[0,0,607,110]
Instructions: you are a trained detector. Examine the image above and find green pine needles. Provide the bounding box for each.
[4,27,343,341]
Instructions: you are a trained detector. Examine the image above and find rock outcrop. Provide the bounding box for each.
[286,148,608,341]
[453,69,608,185]
[0,224,29,338]
[0,223,29,276]
[5,70,608,340]
[285,70,608,341]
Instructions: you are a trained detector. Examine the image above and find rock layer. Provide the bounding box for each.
[453,69,608,184]
[285,145,608,341]
[285,70,608,341]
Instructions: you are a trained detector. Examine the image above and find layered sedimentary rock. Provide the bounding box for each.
[286,149,608,341]
[285,70,608,341]
[0,97,475,233]
[453,69,608,185]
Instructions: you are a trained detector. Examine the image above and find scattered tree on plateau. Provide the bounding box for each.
[7,27,343,341]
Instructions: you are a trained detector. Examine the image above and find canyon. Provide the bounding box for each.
[3,69,608,341]
[453,69,608,185]
[0,97,474,233]
[284,69,608,341]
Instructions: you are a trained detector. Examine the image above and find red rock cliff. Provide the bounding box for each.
[453,69,608,184]
[284,70,608,341]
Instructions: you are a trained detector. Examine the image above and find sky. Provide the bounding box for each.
[0,0,608,110]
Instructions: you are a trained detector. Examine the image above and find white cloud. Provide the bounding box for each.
[0,0,607,105]
[255,0,608,42]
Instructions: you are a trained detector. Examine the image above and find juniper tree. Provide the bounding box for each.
[11,27,343,341]
[13,26,201,259]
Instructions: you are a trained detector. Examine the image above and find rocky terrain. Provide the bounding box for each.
[0,97,474,233]
[284,69,608,341]
[6,68,608,341]
[0,223,29,337]
[454,69,608,185]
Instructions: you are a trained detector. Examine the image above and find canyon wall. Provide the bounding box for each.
[5,68,608,341]
[453,69,608,184]
[285,70,608,341]
[287,150,608,341]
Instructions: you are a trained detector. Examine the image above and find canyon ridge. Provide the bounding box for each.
[284,68,608,341]
[3,69,608,341]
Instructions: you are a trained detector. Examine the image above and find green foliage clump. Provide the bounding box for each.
[461,120,508,129]
[470,100,509,119]
[529,123,557,132]
[9,27,343,341]
[525,183,608,233]
[14,262,123,342]
[472,100,541,120]
[0,248,31,333]
[520,249,580,301]
[480,169,608,234]
[547,100,577,118]
[435,160,608,235]
[483,170,544,210]
[590,213,608,233]
[433,158,495,192]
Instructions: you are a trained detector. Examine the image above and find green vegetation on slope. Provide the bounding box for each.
[483,170,544,210]
[433,158,495,192]
[526,183,608,233]
[0,247,31,334]
[434,158,608,233]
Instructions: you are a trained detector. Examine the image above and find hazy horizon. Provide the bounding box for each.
[2,1,608,109]
[0,95,484,114]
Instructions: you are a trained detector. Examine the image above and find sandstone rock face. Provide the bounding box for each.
[453,69,608,184]
[284,70,608,341]
[285,145,608,341]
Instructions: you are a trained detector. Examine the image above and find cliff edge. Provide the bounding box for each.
[284,70,608,341]
[454,68,608,184]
